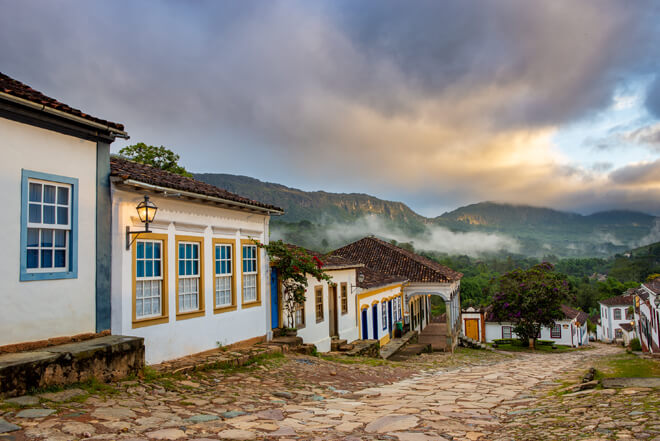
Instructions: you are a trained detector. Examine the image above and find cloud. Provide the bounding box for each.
[609,159,660,187]
[1,1,659,215]
[623,123,660,150]
[646,75,660,118]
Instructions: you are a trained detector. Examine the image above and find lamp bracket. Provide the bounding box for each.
[125,225,152,250]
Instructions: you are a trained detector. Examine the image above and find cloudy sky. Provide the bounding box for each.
[2,0,660,216]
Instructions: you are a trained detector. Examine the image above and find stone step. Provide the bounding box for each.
[330,339,348,351]
[389,343,431,361]
[337,343,354,352]
[269,336,304,348]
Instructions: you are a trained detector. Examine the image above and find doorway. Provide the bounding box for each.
[270,268,279,329]
[361,308,369,339]
[465,319,479,341]
[329,285,338,338]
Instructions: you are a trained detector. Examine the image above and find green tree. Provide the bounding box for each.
[256,240,332,328]
[118,143,192,177]
[489,262,571,348]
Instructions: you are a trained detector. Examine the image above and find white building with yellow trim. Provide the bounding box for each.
[110,157,284,364]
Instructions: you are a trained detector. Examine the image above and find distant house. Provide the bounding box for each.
[589,312,601,341]
[598,293,634,343]
[0,72,126,348]
[484,305,589,347]
[331,236,463,351]
[634,278,660,353]
[110,157,284,363]
[275,246,364,352]
[461,307,487,342]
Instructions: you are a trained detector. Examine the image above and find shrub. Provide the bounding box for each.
[629,338,642,352]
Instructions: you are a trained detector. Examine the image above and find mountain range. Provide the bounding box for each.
[195,173,659,258]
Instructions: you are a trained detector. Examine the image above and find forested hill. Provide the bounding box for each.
[194,173,659,257]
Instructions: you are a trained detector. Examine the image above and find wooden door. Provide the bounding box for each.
[465,319,479,341]
[329,285,338,337]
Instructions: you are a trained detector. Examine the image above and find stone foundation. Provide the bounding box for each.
[0,336,144,398]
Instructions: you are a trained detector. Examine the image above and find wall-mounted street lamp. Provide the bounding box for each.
[126,195,158,250]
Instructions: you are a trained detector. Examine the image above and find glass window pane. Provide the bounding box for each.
[145,260,153,277]
[179,244,185,258]
[29,183,41,202]
[192,244,198,259]
[54,250,66,268]
[54,230,66,247]
[154,260,161,277]
[29,204,41,223]
[27,249,39,268]
[186,260,192,275]
[43,205,55,224]
[41,249,53,268]
[57,187,69,205]
[43,185,56,203]
[154,243,160,259]
[56,207,68,225]
[41,229,53,247]
[137,242,144,259]
[193,260,198,275]
[179,260,185,276]
[27,228,39,247]
[137,261,145,278]
[146,242,153,259]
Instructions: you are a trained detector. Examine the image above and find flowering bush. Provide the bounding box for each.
[488,262,571,347]
[255,240,332,329]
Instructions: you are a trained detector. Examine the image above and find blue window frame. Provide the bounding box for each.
[382,301,387,330]
[20,170,78,281]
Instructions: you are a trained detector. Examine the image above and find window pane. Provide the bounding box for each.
[186,260,192,275]
[192,260,198,275]
[145,260,153,277]
[216,261,220,274]
[137,242,144,259]
[54,230,66,247]
[27,228,39,247]
[43,205,55,224]
[186,244,192,259]
[29,204,41,223]
[179,260,185,276]
[57,187,69,205]
[154,243,160,259]
[29,183,41,202]
[41,229,53,247]
[54,250,66,267]
[56,207,68,225]
[41,249,53,268]
[179,243,185,258]
[146,242,153,259]
[192,244,198,259]
[27,249,39,268]
[137,261,145,278]
[43,185,56,203]
[154,260,161,277]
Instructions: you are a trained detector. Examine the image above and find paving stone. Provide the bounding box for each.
[254,409,285,421]
[216,428,257,440]
[145,428,187,439]
[39,388,86,402]
[185,414,219,423]
[91,407,136,420]
[272,391,294,399]
[0,418,21,433]
[15,408,56,418]
[61,421,95,435]
[4,395,39,406]
[365,415,419,433]
[221,410,247,418]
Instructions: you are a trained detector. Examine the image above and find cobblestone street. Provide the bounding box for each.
[1,344,657,441]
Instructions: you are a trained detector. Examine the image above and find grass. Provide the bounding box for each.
[490,341,578,353]
[596,352,660,378]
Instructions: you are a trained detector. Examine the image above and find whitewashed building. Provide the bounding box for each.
[0,72,127,347]
[635,278,660,353]
[598,293,634,343]
[485,305,589,347]
[461,307,486,342]
[110,157,284,363]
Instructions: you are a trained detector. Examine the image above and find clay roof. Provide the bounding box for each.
[0,72,124,131]
[589,312,601,324]
[331,236,462,283]
[561,305,589,324]
[357,266,407,289]
[110,156,283,213]
[619,323,634,332]
[599,295,634,307]
[284,244,363,270]
[643,277,660,295]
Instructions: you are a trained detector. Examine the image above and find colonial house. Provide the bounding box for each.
[598,293,634,343]
[355,267,407,347]
[461,307,487,342]
[0,72,127,347]
[109,157,284,363]
[484,305,589,347]
[634,278,660,353]
[331,236,463,351]
[277,247,364,352]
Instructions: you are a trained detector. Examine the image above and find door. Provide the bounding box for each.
[329,285,338,337]
[387,300,393,337]
[270,268,279,329]
[465,319,479,341]
[361,308,368,339]
[372,304,378,341]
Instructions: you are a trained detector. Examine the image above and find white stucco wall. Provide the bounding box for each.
[485,320,582,346]
[599,303,634,342]
[111,188,272,364]
[294,269,359,352]
[0,118,97,345]
[356,284,404,344]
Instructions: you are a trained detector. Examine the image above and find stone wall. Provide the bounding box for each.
[0,336,144,397]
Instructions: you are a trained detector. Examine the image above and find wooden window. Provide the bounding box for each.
[315,286,324,322]
[176,236,204,320]
[241,240,261,307]
[213,239,236,313]
[613,308,621,320]
[502,326,512,339]
[340,282,348,314]
[551,324,561,339]
[625,308,633,320]
[132,233,168,328]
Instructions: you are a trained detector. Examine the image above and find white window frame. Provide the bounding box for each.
[502,326,513,339]
[135,239,163,319]
[215,243,233,308]
[242,244,258,303]
[178,241,201,313]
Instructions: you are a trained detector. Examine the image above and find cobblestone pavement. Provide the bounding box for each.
[0,344,656,441]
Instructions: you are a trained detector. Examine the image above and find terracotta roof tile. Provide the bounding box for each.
[643,277,660,295]
[599,295,634,307]
[284,244,362,270]
[0,72,124,131]
[561,305,588,324]
[357,266,407,289]
[110,156,283,213]
[331,236,462,283]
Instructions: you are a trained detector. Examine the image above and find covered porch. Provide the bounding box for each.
[404,281,461,351]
